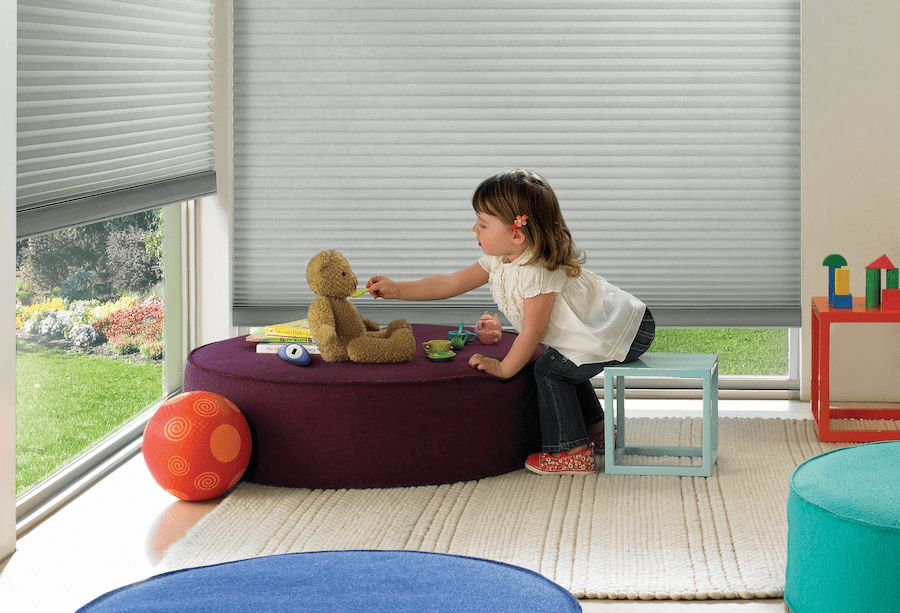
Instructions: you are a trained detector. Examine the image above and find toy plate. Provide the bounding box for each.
[426,351,456,362]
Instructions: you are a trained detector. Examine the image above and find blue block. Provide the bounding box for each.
[831,293,853,308]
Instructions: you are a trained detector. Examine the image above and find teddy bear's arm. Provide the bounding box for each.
[307,297,337,346]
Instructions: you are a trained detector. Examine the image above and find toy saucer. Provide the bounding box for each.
[426,351,455,362]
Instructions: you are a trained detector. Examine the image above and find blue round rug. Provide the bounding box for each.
[77,550,581,612]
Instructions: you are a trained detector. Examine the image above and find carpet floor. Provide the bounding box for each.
[159,417,894,601]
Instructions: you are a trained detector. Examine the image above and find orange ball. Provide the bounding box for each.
[143,391,252,501]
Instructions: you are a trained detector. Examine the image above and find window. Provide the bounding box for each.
[13,0,213,540]
[231,1,801,330]
[15,203,188,529]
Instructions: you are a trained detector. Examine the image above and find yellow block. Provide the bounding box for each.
[835,268,850,295]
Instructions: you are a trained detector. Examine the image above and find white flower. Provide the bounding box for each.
[68,323,100,348]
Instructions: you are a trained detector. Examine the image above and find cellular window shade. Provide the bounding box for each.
[16,0,216,240]
[232,1,800,328]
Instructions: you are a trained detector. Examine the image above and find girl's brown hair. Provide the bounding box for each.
[472,169,585,277]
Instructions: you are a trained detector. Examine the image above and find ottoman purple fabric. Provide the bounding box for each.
[183,324,543,489]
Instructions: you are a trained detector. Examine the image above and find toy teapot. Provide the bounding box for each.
[475,312,502,345]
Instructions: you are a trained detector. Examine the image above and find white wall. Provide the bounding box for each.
[1,0,17,560]
[800,1,900,401]
[193,0,236,348]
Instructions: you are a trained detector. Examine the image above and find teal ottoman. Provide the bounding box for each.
[785,442,900,613]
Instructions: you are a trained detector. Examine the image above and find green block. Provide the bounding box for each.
[866,268,881,307]
[888,267,899,290]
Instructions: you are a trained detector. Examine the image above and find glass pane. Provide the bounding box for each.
[650,329,791,377]
[15,210,166,497]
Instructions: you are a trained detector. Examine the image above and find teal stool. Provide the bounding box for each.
[785,442,900,613]
[603,353,718,477]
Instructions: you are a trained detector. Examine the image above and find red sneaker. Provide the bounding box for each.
[589,425,616,454]
[525,445,596,475]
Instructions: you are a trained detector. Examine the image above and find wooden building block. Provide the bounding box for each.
[835,268,851,296]
[882,288,900,311]
[887,268,899,290]
[831,293,853,308]
[866,268,881,307]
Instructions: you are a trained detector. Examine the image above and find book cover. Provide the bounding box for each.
[246,334,317,344]
[256,342,320,355]
[247,318,313,342]
[264,318,312,339]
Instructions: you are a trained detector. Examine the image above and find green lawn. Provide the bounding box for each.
[15,340,163,497]
[650,328,789,376]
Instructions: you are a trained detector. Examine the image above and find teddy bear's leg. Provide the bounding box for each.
[347,328,415,363]
[365,318,412,339]
[386,319,412,332]
[317,343,351,362]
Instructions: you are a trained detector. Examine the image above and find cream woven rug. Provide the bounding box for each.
[159,417,893,601]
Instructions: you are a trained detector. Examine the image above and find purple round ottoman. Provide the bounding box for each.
[183,324,543,489]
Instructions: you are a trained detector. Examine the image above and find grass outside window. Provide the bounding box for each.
[16,340,163,497]
[650,328,790,377]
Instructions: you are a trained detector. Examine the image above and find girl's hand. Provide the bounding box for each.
[473,292,555,381]
[366,276,398,299]
[469,353,505,379]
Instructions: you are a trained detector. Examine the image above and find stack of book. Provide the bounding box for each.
[246,319,321,354]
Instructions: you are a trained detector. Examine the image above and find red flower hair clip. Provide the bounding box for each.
[509,214,528,232]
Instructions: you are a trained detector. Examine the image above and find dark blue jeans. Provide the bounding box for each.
[532,308,655,453]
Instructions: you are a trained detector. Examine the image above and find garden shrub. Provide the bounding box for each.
[17,297,66,330]
[137,339,164,360]
[18,229,104,302]
[18,294,163,360]
[94,296,163,356]
[91,296,138,322]
[106,228,162,294]
[16,276,33,305]
[107,334,137,355]
[38,310,72,339]
[60,270,96,302]
[67,323,101,349]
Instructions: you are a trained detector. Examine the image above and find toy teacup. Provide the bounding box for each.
[448,324,477,345]
[449,332,469,349]
[421,339,452,354]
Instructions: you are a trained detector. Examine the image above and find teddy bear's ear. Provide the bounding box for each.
[307,250,332,274]
[306,250,328,285]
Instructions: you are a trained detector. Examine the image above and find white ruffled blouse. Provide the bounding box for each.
[478,251,646,365]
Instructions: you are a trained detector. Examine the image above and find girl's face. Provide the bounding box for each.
[473,211,526,262]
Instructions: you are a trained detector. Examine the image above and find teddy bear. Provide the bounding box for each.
[306,250,416,363]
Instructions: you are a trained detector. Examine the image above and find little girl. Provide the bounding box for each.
[367,169,655,475]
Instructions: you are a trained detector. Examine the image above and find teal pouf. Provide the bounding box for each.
[785,442,900,613]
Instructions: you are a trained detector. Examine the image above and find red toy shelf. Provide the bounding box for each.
[810,296,900,442]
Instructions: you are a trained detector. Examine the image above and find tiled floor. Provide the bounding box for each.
[1,399,803,613]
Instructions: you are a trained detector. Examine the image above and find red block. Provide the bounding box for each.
[867,254,895,269]
[882,288,900,311]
